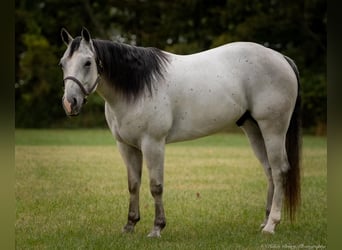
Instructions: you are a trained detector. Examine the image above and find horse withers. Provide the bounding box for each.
[59,27,301,237]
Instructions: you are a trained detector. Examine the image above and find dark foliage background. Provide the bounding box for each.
[15,0,326,134]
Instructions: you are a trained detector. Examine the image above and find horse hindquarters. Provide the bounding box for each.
[240,55,301,234]
[257,88,301,234]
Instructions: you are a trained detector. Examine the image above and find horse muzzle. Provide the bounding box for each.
[62,95,86,116]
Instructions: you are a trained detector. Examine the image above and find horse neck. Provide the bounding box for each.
[98,80,144,127]
[93,39,169,103]
[96,78,120,106]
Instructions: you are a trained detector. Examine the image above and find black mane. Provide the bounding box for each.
[69,37,169,101]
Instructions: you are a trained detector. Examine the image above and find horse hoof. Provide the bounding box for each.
[261,227,275,235]
[122,224,135,233]
[147,230,161,238]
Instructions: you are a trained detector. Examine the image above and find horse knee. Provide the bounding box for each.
[128,180,140,194]
[150,180,163,197]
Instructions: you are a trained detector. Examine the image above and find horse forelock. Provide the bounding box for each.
[92,40,169,101]
[68,37,82,58]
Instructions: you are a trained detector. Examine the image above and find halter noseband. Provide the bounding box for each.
[63,74,101,97]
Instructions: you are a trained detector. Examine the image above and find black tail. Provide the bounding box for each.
[284,56,302,221]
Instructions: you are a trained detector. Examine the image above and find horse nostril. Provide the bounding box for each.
[72,97,77,107]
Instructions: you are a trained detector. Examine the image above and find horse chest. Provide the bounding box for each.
[105,101,173,148]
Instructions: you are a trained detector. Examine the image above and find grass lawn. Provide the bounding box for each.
[15,129,326,249]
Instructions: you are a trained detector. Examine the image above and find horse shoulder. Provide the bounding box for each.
[104,94,173,148]
[104,102,124,143]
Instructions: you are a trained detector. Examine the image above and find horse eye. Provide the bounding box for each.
[84,61,91,67]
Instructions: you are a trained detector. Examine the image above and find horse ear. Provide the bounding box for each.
[81,27,91,43]
[61,28,73,46]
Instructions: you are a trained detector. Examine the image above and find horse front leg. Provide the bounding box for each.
[117,141,143,233]
[142,137,166,238]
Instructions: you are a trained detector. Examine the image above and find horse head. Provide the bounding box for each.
[59,27,101,116]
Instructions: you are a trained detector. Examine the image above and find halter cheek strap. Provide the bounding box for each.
[63,75,101,97]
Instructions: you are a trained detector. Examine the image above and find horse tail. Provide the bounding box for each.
[284,55,302,221]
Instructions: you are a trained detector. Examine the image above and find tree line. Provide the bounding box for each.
[15,0,326,134]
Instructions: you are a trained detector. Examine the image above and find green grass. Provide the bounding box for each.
[15,130,326,249]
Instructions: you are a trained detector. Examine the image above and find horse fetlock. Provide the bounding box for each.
[261,215,280,234]
[122,214,140,233]
[270,213,281,224]
[260,208,270,228]
[260,218,268,229]
[155,217,166,230]
[128,211,140,223]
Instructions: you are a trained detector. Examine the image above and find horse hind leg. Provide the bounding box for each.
[257,118,291,234]
[239,115,274,229]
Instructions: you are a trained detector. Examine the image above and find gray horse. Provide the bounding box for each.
[60,28,301,237]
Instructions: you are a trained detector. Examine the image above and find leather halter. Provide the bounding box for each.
[63,57,103,97]
[63,75,101,97]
